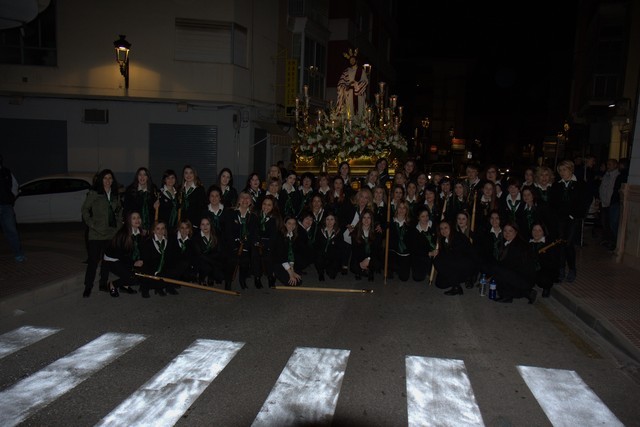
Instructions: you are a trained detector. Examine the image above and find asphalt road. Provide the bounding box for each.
[1,267,639,426]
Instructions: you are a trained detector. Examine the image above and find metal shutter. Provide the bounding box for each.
[149,124,217,189]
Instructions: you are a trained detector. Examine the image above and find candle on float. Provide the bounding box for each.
[390,95,397,109]
[374,93,380,106]
[303,85,309,97]
[398,106,403,118]
[378,82,385,95]
[317,109,322,123]
[295,97,300,108]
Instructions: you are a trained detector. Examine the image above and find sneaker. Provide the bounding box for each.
[565,269,576,283]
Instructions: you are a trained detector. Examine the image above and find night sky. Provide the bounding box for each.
[395,1,579,167]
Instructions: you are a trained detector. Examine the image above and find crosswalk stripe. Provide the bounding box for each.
[0,326,61,360]
[406,356,485,427]
[517,365,624,427]
[96,339,244,427]
[252,347,350,426]
[0,332,146,427]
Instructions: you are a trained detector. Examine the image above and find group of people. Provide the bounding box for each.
[81,157,591,304]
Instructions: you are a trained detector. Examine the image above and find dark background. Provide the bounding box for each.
[394,1,579,168]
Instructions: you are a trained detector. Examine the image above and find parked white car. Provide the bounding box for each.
[14,173,94,223]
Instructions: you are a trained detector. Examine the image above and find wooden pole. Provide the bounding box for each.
[383,183,392,284]
[274,286,373,294]
[135,272,241,296]
[470,191,478,232]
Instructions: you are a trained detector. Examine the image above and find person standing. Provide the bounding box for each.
[81,169,122,297]
[549,160,588,283]
[598,159,621,250]
[0,155,25,262]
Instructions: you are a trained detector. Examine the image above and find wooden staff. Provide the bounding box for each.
[470,190,478,232]
[383,182,392,285]
[538,239,566,254]
[177,188,183,224]
[135,272,241,296]
[428,241,439,286]
[231,240,245,282]
[274,286,373,294]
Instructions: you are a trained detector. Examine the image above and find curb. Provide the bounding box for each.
[553,286,640,363]
[0,271,84,318]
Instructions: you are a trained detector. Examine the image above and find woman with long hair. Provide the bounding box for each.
[473,180,498,232]
[487,221,536,303]
[350,209,381,282]
[252,195,282,289]
[192,217,224,286]
[529,222,560,298]
[139,220,179,296]
[244,172,263,210]
[408,207,437,282]
[124,166,158,232]
[388,200,412,281]
[432,220,479,296]
[217,167,238,208]
[102,211,144,297]
[157,169,179,233]
[179,165,207,228]
[202,185,225,236]
[314,212,343,281]
[167,219,195,282]
[273,215,304,286]
[81,168,122,297]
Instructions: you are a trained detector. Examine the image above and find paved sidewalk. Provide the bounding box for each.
[1,223,639,362]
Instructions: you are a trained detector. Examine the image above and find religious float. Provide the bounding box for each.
[293,49,408,178]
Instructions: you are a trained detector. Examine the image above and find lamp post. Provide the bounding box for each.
[113,35,131,89]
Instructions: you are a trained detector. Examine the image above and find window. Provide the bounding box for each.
[175,18,247,67]
[0,0,57,66]
[53,179,91,193]
[302,37,326,99]
[19,179,56,196]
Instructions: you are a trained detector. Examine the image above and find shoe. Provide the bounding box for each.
[119,285,137,294]
[141,288,150,298]
[109,285,119,298]
[444,285,463,296]
[255,277,263,289]
[341,267,348,275]
[82,287,91,298]
[542,288,551,298]
[565,269,576,283]
[166,287,179,295]
[240,280,248,290]
[497,297,513,303]
[527,289,537,304]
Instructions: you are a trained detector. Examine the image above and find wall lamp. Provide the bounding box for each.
[113,34,131,89]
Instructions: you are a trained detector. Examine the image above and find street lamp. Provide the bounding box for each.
[113,35,131,89]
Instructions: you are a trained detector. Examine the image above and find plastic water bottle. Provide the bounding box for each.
[479,274,487,297]
[488,279,497,300]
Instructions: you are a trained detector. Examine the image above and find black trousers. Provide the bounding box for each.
[84,240,110,289]
[558,219,580,270]
[390,252,411,281]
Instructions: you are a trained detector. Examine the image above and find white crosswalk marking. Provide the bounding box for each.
[96,339,244,427]
[0,326,61,360]
[252,347,350,427]
[517,365,624,427]
[406,356,485,427]
[0,332,146,427]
